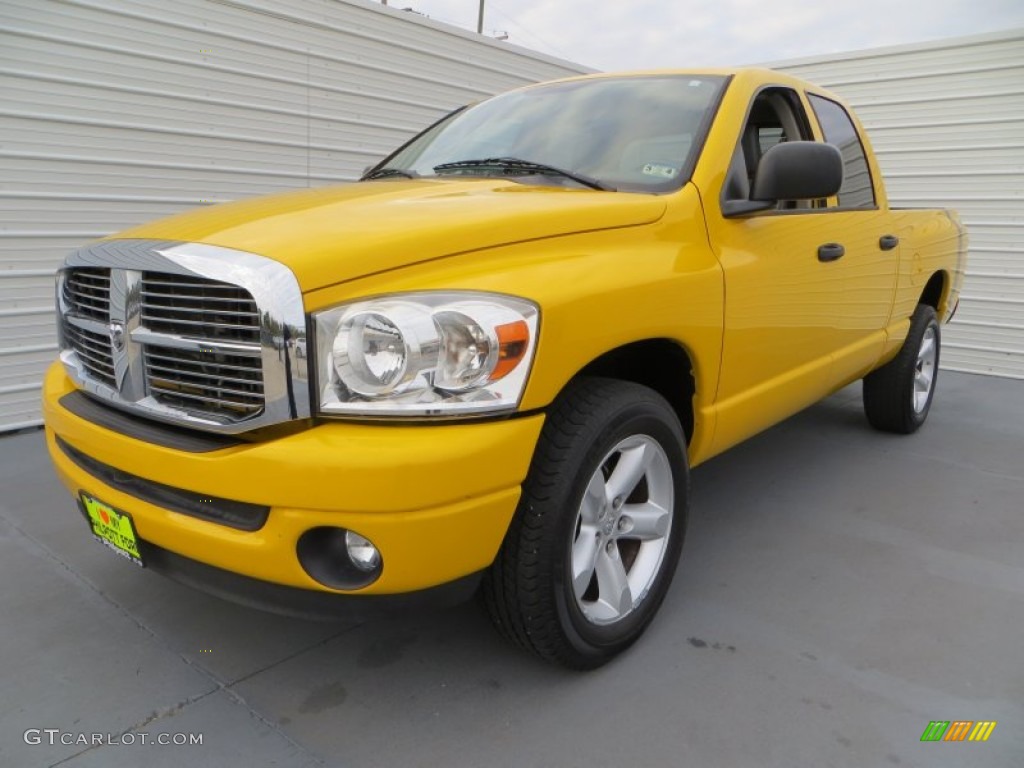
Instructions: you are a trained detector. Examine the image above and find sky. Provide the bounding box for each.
[385,0,1024,70]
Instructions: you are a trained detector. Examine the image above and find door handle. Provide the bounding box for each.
[879,234,900,251]
[818,243,845,262]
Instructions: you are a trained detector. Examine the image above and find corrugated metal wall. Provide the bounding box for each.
[4,11,1018,431]
[0,0,590,432]
[775,29,1024,379]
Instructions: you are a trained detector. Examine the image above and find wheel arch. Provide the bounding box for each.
[919,270,948,313]
[574,338,696,444]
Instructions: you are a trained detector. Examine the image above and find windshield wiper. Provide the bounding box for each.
[432,157,614,191]
[360,167,420,181]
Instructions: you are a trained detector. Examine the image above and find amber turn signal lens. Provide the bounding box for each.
[492,320,530,381]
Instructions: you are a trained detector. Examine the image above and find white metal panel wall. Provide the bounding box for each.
[0,0,590,431]
[774,30,1024,379]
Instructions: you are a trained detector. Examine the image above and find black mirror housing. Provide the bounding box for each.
[751,141,843,202]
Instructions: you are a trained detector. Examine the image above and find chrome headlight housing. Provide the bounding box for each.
[314,292,539,417]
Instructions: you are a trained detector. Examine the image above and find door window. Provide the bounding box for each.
[722,87,816,209]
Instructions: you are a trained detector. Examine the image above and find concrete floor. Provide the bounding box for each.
[1,371,1022,768]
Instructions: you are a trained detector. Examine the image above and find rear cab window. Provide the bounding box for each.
[807,94,877,209]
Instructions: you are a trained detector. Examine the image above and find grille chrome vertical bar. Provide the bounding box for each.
[123,270,146,400]
[108,269,147,401]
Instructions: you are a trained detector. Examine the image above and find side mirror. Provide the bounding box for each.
[751,141,843,202]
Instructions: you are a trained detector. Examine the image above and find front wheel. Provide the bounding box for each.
[482,377,689,669]
[863,304,940,434]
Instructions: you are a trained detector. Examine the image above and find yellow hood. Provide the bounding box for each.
[113,179,667,291]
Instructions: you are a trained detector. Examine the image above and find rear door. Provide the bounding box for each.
[804,92,899,383]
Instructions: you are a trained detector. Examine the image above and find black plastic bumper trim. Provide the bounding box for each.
[140,541,483,622]
[56,436,270,531]
[59,391,242,453]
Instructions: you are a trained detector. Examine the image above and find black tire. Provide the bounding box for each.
[482,377,689,669]
[863,304,941,434]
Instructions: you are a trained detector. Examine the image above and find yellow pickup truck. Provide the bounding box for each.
[42,68,966,668]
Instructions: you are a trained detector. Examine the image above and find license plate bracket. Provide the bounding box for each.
[79,492,144,567]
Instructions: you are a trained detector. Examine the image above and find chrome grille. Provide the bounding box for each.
[140,273,261,344]
[63,323,116,387]
[58,239,309,435]
[62,266,267,423]
[63,267,111,321]
[143,346,264,419]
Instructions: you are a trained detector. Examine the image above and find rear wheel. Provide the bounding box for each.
[482,377,689,669]
[863,304,940,434]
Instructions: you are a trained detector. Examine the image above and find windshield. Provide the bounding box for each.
[372,75,728,193]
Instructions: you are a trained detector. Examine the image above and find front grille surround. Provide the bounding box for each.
[57,239,309,434]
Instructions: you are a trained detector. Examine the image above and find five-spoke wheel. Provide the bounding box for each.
[912,324,938,414]
[571,435,674,625]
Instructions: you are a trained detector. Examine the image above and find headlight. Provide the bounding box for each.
[314,292,539,417]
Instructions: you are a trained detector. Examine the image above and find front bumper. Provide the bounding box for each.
[42,362,544,600]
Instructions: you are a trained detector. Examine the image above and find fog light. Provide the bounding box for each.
[345,531,380,572]
[297,526,383,589]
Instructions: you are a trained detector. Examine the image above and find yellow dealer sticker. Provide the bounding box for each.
[81,493,143,566]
